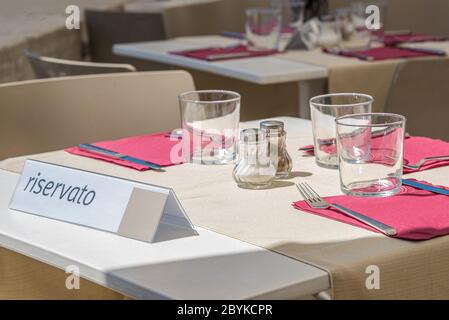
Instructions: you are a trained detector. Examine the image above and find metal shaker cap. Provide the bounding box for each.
[260,120,284,133]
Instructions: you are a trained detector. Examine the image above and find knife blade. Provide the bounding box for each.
[206,52,251,61]
[78,144,163,171]
[402,179,449,196]
[402,46,447,57]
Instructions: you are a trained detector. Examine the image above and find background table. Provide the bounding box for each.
[114,36,449,119]
[113,36,329,119]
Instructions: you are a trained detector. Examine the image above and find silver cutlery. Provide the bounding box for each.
[326,48,374,61]
[165,128,183,139]
[78,143,163,171]
[403,155,449,170]
[384,30,411,36]
[296,182,397,236]
[402,179,449,196]
[401,46,447,57]
[206,51,251,61]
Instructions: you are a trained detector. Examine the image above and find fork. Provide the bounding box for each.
[296,182,397,236]
[403,155,449,170]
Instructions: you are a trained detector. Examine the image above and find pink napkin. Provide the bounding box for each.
[293,179,449,240]
[323,46,439,61]
[299,136,449,174]
[403,136,449,173]
[65,132,183,171]
[170,45,278,61]
[383,33,449,46]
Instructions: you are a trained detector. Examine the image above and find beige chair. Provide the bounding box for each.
[0,71,195,160]
[85,10,167,64]
[384,58,449,140]
[24,50,136,79]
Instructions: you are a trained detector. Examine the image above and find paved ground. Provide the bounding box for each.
[0,0,133,83]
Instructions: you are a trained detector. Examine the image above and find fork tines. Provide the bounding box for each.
[296,182,321,204]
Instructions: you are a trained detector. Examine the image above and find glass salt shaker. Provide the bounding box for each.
[233,128,277,189]
[260,120,292,178]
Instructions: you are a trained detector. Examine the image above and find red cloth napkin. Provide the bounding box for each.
[324,46,438,61]
[403,136,449,173]
[383,33,449,46]
[293,179,449,240]
[65,132,183,171]
[170,45,278,61]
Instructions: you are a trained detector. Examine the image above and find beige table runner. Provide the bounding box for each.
[278,42,449,112]
[2,118,449,299]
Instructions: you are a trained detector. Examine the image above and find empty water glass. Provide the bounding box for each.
[286,0,306,27]
[310,93,373,169]
[245,8,282,51]
[317,15,342,49]
[336,8,356,40]
[179,90,240,165]
[298,16,341,49]
[336,113,406,197]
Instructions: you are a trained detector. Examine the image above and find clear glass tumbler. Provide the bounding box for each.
[316,15,342,49]
[310,93,373,169]
[233,128,277,189]
[336,113,406,197]
[245,8,282,51]
[179,90,240,165]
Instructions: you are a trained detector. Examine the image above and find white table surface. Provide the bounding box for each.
[113,36,328,85]
[0,117,329,299]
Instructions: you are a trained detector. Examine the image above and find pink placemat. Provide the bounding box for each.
[170,45,278,61]
[65,132,183,171]
[323,46,439,61]
[293,179,449,240]
[383,33,449,46]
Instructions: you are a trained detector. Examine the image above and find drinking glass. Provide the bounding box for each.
[179,90,240,165]
[287,0,306,27]
[336,113,406,197]
[336,8,356,40]
[310,93,373,169]
[299,16,341,50]
[316,15,342,49]
[245,8,282,51]
[350,2,366,30]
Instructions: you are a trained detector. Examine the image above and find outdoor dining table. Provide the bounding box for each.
[1,116,449,299]
[0,117,329,300]
[113,36,329,119]
[113,35,449,118]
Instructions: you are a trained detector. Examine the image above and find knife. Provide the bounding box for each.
[78,143,163,171]
[402,46,447,57]
[206,52,251,61]
[402,179,449,196]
